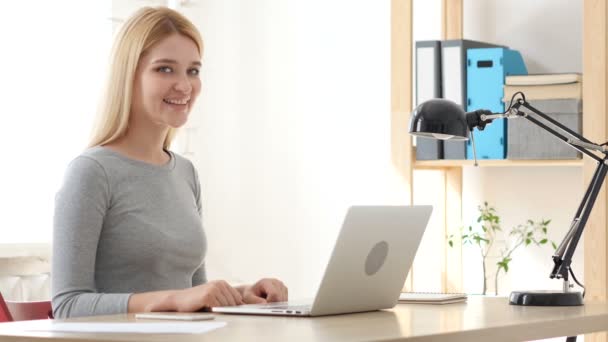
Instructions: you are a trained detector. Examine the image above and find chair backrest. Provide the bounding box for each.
[0,292,14,322]
[4,300,52,321]
[0,290,52,321]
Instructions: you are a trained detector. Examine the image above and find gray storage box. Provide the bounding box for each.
[444,140,466,159]
[415,137,442,160]
[507,99,582,160]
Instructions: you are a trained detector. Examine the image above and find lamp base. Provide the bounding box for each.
[509,290,583,306]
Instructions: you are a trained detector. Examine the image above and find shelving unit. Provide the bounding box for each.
[391,2,608,334]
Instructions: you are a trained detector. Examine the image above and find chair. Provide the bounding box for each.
[0,292,52,322]
[0,292,12,322]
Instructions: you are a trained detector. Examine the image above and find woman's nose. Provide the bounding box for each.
[173,74,192,94]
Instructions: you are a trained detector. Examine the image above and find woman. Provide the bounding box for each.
[52,7,287,319]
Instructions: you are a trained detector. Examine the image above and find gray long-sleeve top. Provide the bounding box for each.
[52,146,207,318]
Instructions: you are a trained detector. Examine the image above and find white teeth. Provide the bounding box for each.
[164,98,189,105]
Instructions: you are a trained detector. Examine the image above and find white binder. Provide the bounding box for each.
[414,40,442,160]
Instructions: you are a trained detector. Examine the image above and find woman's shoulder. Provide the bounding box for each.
[64,147,110,176]
[70,146,115,169]
[169,150,193,167]
[168,150,199,181]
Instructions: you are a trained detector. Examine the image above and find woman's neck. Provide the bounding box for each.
[103,118,171,166]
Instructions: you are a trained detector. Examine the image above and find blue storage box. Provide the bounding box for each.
[466,48,527,159]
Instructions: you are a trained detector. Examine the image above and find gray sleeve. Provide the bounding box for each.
[192,161,202,217]
[190,162,207,286]
[52,156,132,319]
[192,263,207,286]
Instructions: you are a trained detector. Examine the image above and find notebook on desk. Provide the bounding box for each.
[399,292,467,305]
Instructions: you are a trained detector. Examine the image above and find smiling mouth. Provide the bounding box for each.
[163,98,190,105]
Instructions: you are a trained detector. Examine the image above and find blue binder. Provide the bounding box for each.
[466,48,527,160]
[440,40,503,159]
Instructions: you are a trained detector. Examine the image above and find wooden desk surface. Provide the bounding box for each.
[0,297,607,342]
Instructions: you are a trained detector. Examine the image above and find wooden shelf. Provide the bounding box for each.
[414,158,584,169]
[393,0,608,312]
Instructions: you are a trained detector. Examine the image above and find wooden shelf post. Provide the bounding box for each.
[391,0,414,290]
[584,0,608,341]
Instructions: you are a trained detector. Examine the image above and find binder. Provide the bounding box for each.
[466,48,527,159]
[440,40,503,159]
[414,40,442,160]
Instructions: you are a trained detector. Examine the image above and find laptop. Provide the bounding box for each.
[213,205,432,317]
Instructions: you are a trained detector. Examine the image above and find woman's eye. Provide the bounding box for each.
[188,68,200,76]
[156,66,173,73]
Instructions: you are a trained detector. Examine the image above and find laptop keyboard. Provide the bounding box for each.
[263,304,311,311]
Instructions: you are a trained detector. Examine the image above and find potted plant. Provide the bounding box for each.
[449,202,556,295]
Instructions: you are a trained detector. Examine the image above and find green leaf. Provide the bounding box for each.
[540,239,548,244]
[552,241,558,250]
[496,260,510,273]
[449,241,453,248]
[542,227,547,234]
[525,238,531,245]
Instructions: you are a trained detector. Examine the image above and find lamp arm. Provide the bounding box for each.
[468,98,608,285]
[509,100,608,283]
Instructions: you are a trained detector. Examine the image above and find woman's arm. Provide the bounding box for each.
[128,280,244,312]
[52,157,131,318]
[53,157,243,317]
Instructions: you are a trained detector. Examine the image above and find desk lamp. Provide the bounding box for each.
[409,93,604,306]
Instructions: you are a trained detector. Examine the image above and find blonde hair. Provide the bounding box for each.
[89,6,203,149]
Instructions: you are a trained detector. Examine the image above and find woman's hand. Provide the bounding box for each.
[240,278,288,304]
[171,280,244,312]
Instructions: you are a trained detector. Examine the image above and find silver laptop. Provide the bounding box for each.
[212,205,432,317]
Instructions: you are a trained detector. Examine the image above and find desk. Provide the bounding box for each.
[0,297,607,341]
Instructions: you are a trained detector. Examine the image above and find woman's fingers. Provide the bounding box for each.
[215,281,243,306]
[228,284,244,305]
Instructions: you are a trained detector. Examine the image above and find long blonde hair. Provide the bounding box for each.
[89,6,203,149]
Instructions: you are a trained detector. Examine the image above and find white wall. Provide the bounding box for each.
[185,1,404,298]
[464,0,582,74]
[0,1,111,243]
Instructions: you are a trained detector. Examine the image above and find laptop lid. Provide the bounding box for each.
[212,205,432,316]
[309,205,432,316]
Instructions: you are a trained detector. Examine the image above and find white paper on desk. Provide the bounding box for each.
[9,320,227,334]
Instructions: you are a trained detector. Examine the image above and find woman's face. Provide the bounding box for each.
[131,33,202,129]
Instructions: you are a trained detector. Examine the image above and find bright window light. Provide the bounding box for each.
[0,1,112,243]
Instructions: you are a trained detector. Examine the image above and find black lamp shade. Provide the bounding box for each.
[409,99,469,140]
